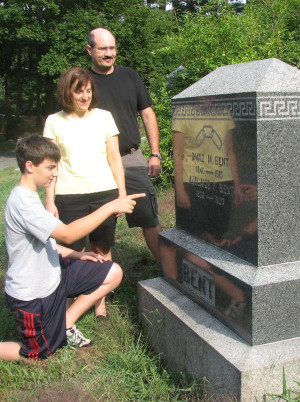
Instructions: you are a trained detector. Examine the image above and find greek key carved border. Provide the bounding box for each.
[172,95,300,120]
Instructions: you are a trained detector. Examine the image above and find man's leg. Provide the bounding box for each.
[142,225,162,263]
[122,151,161,262]
[0,342,22,361]
[66,262,122,328]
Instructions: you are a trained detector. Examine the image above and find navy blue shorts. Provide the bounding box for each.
[122,149,159,228]
[55,189,118,251]
[5,257,113,360]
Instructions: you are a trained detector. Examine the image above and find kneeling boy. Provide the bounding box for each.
[0,135,144,361]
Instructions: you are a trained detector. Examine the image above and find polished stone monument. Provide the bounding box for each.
[139,58,300,400]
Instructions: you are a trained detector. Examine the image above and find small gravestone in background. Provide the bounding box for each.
[139,58,300,400]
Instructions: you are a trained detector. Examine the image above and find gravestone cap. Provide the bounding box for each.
[172,58,300,99]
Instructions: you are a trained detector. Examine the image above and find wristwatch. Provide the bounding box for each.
[150,153,161,160]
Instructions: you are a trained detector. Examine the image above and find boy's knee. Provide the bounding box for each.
[111,262,123,284]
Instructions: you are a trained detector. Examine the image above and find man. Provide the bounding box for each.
[87,28,162,262]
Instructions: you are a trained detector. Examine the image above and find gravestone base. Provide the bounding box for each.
[158,229,300,346]
[138,277,300,401]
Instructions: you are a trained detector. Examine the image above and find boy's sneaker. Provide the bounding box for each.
[66,325,92,348]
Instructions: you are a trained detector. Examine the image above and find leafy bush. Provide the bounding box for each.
[149,0,300,186]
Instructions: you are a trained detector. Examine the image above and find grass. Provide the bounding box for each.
[0,166,206,401]
[0,167,299,401]
[264,369,300,402]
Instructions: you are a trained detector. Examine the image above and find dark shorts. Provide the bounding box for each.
[6,257,113,360]
[55,189,118,251]
[122,149,159,228]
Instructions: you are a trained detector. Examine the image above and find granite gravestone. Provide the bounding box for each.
[139,59,300,400]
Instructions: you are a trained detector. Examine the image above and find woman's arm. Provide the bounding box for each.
[45,177,59,217]
[106,135,127,198]
[44,135,58,217]
[43,127,59,217]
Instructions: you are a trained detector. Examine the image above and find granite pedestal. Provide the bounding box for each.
[139,277,300,400]
[138,58,300,400]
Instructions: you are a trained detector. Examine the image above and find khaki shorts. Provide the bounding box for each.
[122,149,159,228]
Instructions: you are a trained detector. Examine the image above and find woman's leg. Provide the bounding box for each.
[90,244,112,318]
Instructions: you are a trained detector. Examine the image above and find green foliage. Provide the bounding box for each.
[111,6,175,83]
[146,0,300,186]
[38,8,107,77]
[150,81,174,188]
[152,0,300,90]
[171,0,211,18]
[0,0,299,184]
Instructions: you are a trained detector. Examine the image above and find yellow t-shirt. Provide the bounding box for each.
[172,105,235,184]
[43,108,119,194]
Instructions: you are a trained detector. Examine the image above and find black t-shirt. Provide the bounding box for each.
[90,65,153,152]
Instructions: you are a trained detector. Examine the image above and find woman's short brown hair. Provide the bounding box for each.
[57,67,98,113]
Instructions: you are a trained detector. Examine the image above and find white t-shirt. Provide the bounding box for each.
[5,186,62,301]
[43,108,119,194]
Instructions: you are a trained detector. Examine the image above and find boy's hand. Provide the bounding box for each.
[112,193,146,215]
[56,245,108,262]
[79,252,107,263]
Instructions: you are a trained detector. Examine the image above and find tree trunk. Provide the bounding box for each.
[35,75,43,130]
[4,76,12,117]
[44,77,57,116]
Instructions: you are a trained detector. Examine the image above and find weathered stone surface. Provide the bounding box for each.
[139,59,300,400]
[139,278,300,401]
[172,58,300,267]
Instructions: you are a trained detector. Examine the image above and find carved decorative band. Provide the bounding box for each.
[172,96,300,120]
[258,98,300,119]
[172,100,256,119]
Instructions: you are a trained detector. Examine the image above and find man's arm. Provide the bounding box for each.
[140,107,161,178]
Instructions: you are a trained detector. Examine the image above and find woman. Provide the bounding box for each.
[43,67,126,319]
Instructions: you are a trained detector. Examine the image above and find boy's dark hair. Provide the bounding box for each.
[16,135,61,173]
[57,66,97,113]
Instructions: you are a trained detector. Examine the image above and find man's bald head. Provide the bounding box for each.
[88,28,115,48]
[87,28,117,75]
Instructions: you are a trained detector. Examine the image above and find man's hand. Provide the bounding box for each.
[148,158,161,178]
